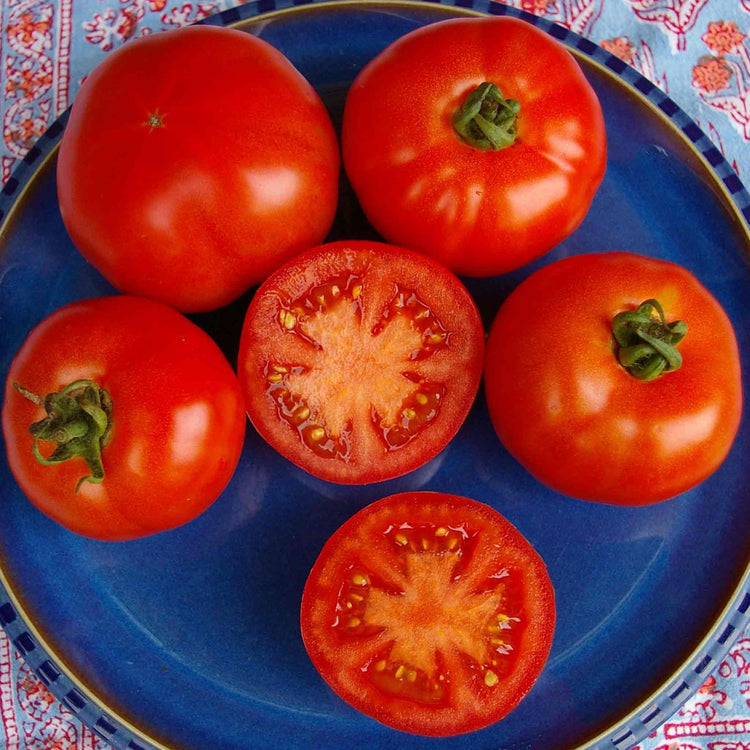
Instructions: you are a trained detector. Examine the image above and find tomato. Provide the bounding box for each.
[238,241,484,484]
[484,252,743,505]
[57,26,340,313]
[2,296,246,540]
[300,491,555,736]
[341,17,606,277]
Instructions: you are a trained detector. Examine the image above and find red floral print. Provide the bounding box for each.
[692,56,733,92]
[601,35,636,63]
[702,20,746,56]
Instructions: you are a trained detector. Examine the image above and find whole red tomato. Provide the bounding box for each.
[57,26,340,313]
[301,491,555,736]
[342,17,606,277]
[2,296,246,540]
[484,252,743,505]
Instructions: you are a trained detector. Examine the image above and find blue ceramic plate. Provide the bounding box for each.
[0,2,748,749]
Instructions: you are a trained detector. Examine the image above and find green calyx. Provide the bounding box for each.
[612,299,688,381]
[14,379,113,491]
[452,82,520,151]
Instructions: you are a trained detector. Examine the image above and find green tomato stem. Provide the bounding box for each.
[612,299,688,381]
[14,379,113,491]
[452,82,520,151]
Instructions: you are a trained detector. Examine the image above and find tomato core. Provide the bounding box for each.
[332,521,524,705]
[264,274,453,460]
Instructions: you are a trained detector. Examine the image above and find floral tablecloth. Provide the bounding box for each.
[0,0,748,748]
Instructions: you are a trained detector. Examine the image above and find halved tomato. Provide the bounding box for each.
[238,241,484,484]
[300,492,556,736]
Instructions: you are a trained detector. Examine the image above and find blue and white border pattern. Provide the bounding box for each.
[0,2,747,750]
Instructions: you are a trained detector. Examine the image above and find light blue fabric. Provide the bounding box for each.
[0,0,747,180]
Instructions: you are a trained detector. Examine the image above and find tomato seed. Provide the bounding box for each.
[309,427,326,442]
[386,523,469,557]
[379,381,445,451]
[366,657,447,704]
[484,670,499,687]
[294,406,311,422]
[279,310,297,329]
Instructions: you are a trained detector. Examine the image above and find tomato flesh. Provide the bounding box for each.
[239,242,484,484]
[300,492,556,736]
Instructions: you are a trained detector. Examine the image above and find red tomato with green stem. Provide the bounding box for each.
[238,241,485,484]
[2,296,246,540]
[57,25,340,313]
[484,252,743,505]
[342,17,606,277]
[301,491,556,736]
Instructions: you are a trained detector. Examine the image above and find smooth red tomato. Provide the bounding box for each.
[342,17,606,277]
[57,26,339,313]
[485,252,743,505]
[301,491,556,736]
[2,296,246,540]
[238,241,484,484]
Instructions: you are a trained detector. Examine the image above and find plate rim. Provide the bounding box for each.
[0,1,748,749]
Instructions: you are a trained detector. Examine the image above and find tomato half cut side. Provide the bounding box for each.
[300,492,556,736]
[238,241,485,484]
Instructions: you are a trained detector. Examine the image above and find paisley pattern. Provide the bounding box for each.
[635,637,750,750]
[0,0,747,748]
[0,630,107,749]
[0,0,747,182]
[1,623,749,748]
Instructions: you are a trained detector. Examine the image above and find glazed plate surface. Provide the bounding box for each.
[0,2,748,749]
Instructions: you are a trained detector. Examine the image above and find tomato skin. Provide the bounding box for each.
[2,296,246,540]
[342,17,606,277]
[238,240,485,485]
[484,252,743,505]
[300,491,555,737]
[57,26,340,313]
